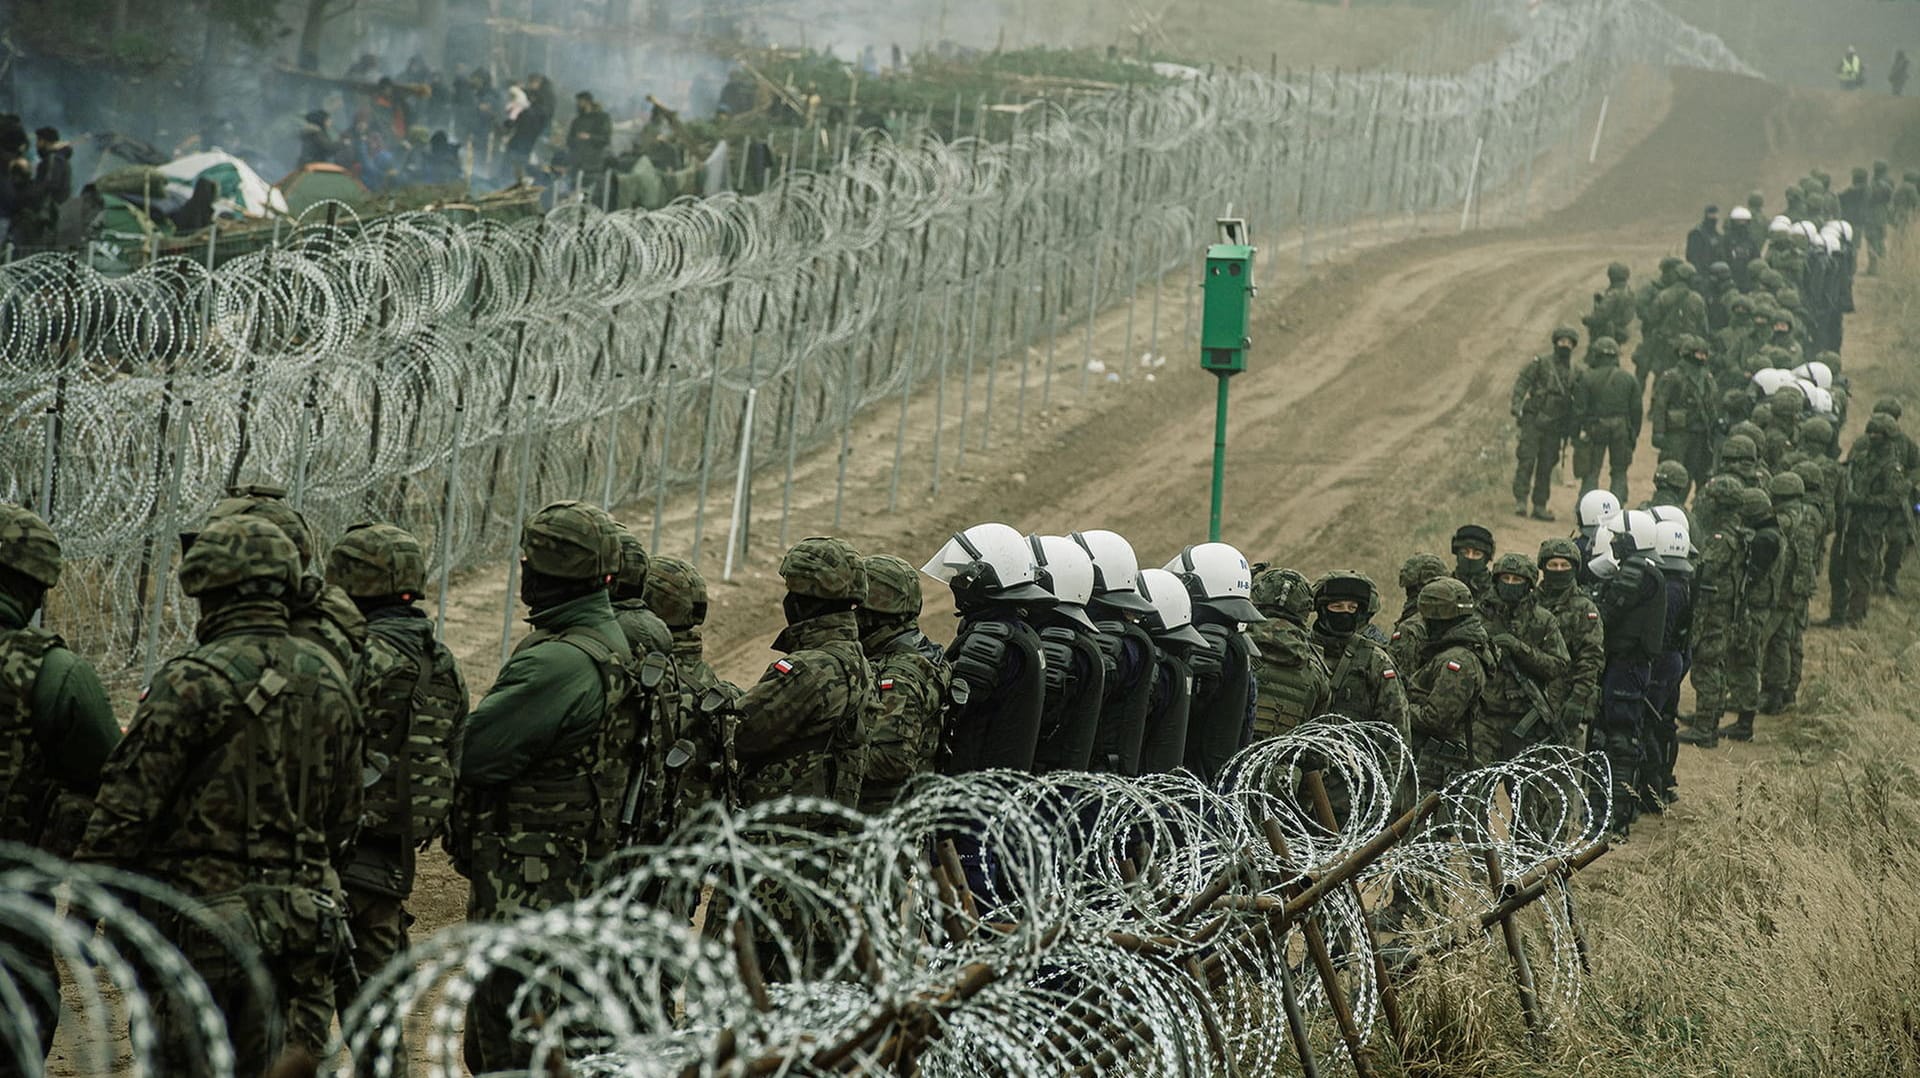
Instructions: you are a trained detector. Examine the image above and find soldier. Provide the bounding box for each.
[1650,336,1717,494]
[1510,327,1579,520]
[448,499,629,1071]
[1646,517,1694,808]
[1166,543,1263,784]
[1534,538,1603,747]
[1074,530,1160,776]
[78,515,361,1073]
[734,537,873,810]
[1723,213,1761,288]
[1704,261,1736,332]
[0,505,119,1066]
[205,484,366,672]
[1246,567,1331,741]
[1026,535,1106,773]
[608,527,675,657]
[1834,413,1910,624]
[1404,578,1493,791]
[1572,337,1642,500]
[1390,552,1450,672]
[1450,524,1497,601]
[1868,399,1920,595]
[1136,566,1210,774]
[1643,460,1696,537]
[1476,553,1569,760]
[1713,433,1769,489]
[605,525,686,842]
[924,523,1051,773]
[1646,262,1709,388]
[1719,488,1783,743]
[323,523,467,1040]
[1629,259,1679,380]
[646,555,742,822]
[1712,295,1755,386]
[1309,571,1409,741]
[856,555,949,813]
[1680,478,1752,747]
[1762,391,1806,467]
[1762,473,1820,713]
[1582,263,1636,350]
[1584,511,1665,833]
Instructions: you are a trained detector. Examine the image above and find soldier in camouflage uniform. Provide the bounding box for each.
[79,515,362,1074]
[1650,336,1717,495]
[1762,473,1820,713]
[323,523,468,1037]
[205,484,367,671]
[605,524,686,845]
[1719,488,1783,742]
[1535,538,1603,746]
[1835,413,1910,624]
[856,554,949,813]
[1712,433,1770,490]
[1389,552,1449,673]
[1572,337,1642,500]
[1642,460,1695,538]
[1582,263,1635,349]
[1405,579,1493,791]
[1245,568,1331,740]
[646,555,743,821]
[1449,524,1497,601]
[0,505,119,1067]
[1867,400,1920,595]
[1680,478,1751,748]
[1509,327,1579,519]
[1309,571,1409,740]
[448,499,630,1072]
[1629,258,1679,380]
[1477,553,1569,759]
[734,537,874,812]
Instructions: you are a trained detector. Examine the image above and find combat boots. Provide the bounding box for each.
[1677,714,1720,748]
[1758,690,1785,715]
[1514,499,1529,517]
[1719,712,1755,742]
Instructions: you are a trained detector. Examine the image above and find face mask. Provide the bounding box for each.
[1455,554,1488,578]
[1318,609,1361,636]
[1540,568,1577,592]
[1493,580,1530,604]
[1554,344,1573,360]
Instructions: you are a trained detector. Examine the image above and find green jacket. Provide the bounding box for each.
[1311,627,1410,741]
[735,610,873,810]
[1510,353,1577,432]
[1407,618,1491,765]
[1650,362,1717,439]
[0,592,120,851]
[1573,361,1642,437]
[857,622,947,813]
[1475,595,1568,720]
[1536,582,1603,715]
[457,590,624,786]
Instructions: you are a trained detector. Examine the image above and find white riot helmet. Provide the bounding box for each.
[1796,220,1821,245]
[1069,529,1155,614]
[1838,220,1855,244]
[1586,522,1621,579]
[922,522,1055,606]
[1136,567,1207,648]
[1654,520,1692,574]
[1729,205,1752,223]
[1028,535,1098,631]
[1793,360,1834,389]
[1752,367,1798,397]
[1806,385,1836,416]
[1768,214,1793,235]
[1164,542,1264,623]
[1576,489,1625,535]
[1623,509,1660,554]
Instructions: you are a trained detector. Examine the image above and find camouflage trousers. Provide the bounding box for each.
[0,925,57,1078]
[338,886,412,1077]
[152,886,344,1076]
[1687,601,1749,717]
[1575,418,1636,501]
[1844,511,1896,621]
[1512,425,1562,510]
[462,831,595,1074]
[1884,522,1910,588]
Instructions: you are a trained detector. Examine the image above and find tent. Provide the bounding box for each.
[156,150,290,218]
[278,163,371,214]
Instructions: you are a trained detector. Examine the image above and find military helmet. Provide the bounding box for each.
[1703,474,1747,507]
[1747,402,1774,428]
[1768,472,1805,501]
[1721,387,1752,412]
[613,527,650,597]
[1867,413,1901,438]
[0,504,61,588]
[207,493,314,568]
[1719,433,1758,461]
[1551,325,1579,347]
[1312,569,1379,618]
[1653,460,1690,490]
[1606,262,1629,283]
[1673,334,1701,356]
[1790,459,1824,492]
[1873,397,1904,419]
[1709,260,1731,279]
[1590,336,1620,357]
[1450,523,1495,557]
[1737,487,1773,523]
[1729,293,1754,314]
[521,500,620,580]
[1416,577,1476,621]
[1674,262,1697,282]
[1536,536,1581,569]
[1777,286,1802,309]
[1769,390,1804,418]
[1250,567,1314,624]
[780,536,868,602]
[1398,552,1449,595]
[863,553,922,617]
[1489,551,1538,585]
[644,555,708,629]
[180,515,300,599]
[1797,416,1833,446]
[325,521,426,598]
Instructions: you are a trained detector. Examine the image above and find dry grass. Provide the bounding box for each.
[1391,234,1920,1078]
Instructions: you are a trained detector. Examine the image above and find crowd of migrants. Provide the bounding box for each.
[0,155,1914,1073]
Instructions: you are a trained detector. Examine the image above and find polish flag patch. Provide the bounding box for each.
[879,678,896,691]
[773,659,795,675]
[1382,669,1397,679]
[1445,660,1462,672]
[1586,612,1600,620]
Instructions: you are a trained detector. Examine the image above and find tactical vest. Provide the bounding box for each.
[1184,626,1254,784]
[1088,620,1156,776]
[495,623,632,858]
[1136,651,1193,775]
[944,615,1046,774]
[0,628,60,849]
[1246,622,1328,740]
[1033,626,1106,773]
[343,618,465,897]
[611,606,684,845]
[736,638,873,808]
[1321,633,1384,724]
[1744,525,1788,611]
[858,636,951,809]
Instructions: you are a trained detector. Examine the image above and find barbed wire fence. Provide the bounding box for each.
[0,0,1751,684]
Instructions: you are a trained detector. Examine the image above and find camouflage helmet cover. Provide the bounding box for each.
[1489,551,1538,585]
[1767,472,1805,500]
[521,500,620,580]
[863,553,923,617]
[1720,433,1759,461]
[1737,487,1774,523]
[180,515,300,598]
[0,504,61,588]
[1873,397,1904,419]
[1653,459,1691,489]
[1867,412,1901,438]
[207,493,314,567]
[1789,459,1823,490]
[613,527,650,596]
[1536,537,1581,568]
[1416,577,1476,621]
[1703,474,1747,506]
[1590,336,1620,356]
[1398,552,1449,594]
[1606,261,1629,282]
[1551,325,1579,346]
[1796,416,1833,445]
[644,555,708,629]
[1250,566,1314,624]
[780,536,868,602]
[325,521,426,598]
